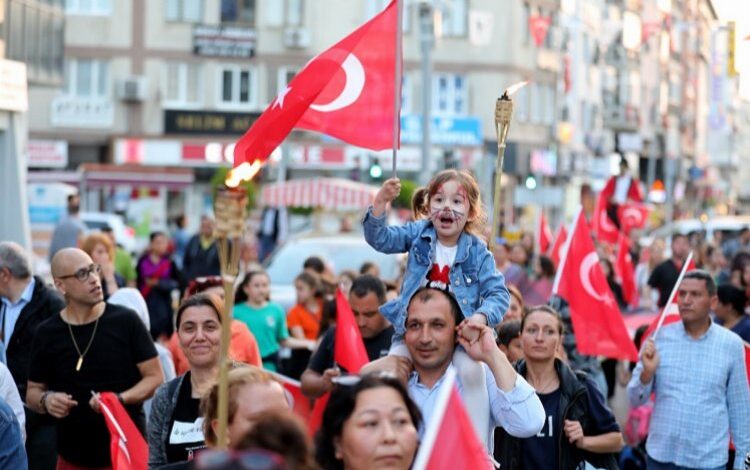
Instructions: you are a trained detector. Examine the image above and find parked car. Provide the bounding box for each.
[264,235,403,311]
[80,212,138,255]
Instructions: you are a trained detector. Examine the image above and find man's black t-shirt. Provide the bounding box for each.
[28,303,157,468]
[648,259,681,308]
[308,325,394,374]
[166,372,206,464]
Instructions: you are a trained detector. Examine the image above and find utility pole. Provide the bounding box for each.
[419,2,434,184]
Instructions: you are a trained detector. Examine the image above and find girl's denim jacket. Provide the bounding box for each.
[363,207,510,334]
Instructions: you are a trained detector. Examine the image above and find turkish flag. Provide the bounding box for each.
[98,392,148,470]
[412,371,492,470]
[234,0,399,167]
[334,289,369,373]
[618,203,651,235]
[539,212,553,254]
[616,235,638,307]
[554,211,638,361]
[308,392,329,437]
[550,225,568,268]
[271,372,312,421]
[593,193,620,244]
[644,253,696,339]
[529,15,552,47]
[744,342,750,387]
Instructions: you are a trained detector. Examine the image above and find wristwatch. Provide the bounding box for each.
[40,391,52,414]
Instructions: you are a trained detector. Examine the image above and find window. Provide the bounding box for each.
[542,85,555,125]
[277,67,299,94]
[64,59,109,98]
[221,0,256,25]
[65,0,111,15]
[366,0,410,32]
[217,65,257,108]
[165,0,202,22]
[7,0,65,85]
[433,74,467,116]
[264,0,303,27]
[164,63,202,107]
[439,0,467,37]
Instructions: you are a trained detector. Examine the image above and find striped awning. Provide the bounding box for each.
[261,178,378,210]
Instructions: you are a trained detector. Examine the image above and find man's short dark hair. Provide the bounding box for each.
[497,320,521,346]
[303,256,325,274]
[350,274,386,304]
[406,287,462,327]
[672,233,689,244]
[717,284,746,315]
[740,227,750,236]
[682,270,716,296]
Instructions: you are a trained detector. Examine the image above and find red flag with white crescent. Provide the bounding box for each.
[550,225,568,268]
[593,193,620,244]
[539,212,553,254]
[270,372,312,421]
[334,289,369,373]
[644,253,696,339]
[553,210,638,361]
[98,392,148,470]
[615,235,638,307]
[234,0,399,167]
[618,203,651,235]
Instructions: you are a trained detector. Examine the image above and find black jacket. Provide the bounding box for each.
[494,359,619,470]
[6,276,65,398]
[181,235,222,282]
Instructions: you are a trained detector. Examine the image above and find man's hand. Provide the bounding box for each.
[640,338,659,383]
[564,420,585,447]
[457,323,498,364]
[89,393,101,414]
[457,314,487,344]
[359,356,413,384]
[372,178,401,216]
[46,393,78,418]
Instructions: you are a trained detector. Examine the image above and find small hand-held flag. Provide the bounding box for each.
[412,368,492,470]
[334,288,370,373]
[593,193,619,244]
[615,235,638,307]
[97,392,148,470]
[234,0,400,168]
[552,209,638,362]
[538,211,553,254]
[644,252,695,339]
[549,224,568,268]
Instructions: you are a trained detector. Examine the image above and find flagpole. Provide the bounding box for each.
[392,0,403,177]
[551,207,580,295]
[653,250,694,337]
[412,368,456,470]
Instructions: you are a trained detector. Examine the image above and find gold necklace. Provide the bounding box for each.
[65,311,100,372]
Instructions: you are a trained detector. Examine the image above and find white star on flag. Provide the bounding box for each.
[273,86,292,109]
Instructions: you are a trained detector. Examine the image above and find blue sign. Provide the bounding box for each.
[400,115,483,146]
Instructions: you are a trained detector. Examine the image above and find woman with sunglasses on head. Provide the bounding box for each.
[148,293,226,468]
[494,305,624,470]
[166,276,262,376]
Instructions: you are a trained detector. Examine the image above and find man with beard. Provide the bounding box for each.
[26,248,163,469]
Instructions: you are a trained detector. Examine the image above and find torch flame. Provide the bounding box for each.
[504,81,529,97]
[225,160,262,188]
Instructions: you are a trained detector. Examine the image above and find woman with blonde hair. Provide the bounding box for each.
[81,232,124,299]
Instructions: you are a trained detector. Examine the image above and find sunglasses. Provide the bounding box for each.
[58,264,102,282]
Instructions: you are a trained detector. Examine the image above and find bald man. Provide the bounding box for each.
[26,248,163,469]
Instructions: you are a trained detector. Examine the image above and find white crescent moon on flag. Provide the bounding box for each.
[623,207,642,225]
[580,252,608,302]
[600,209,617,233]
[310,53,365,113]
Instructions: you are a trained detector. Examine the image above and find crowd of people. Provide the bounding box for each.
[0,168,748,469]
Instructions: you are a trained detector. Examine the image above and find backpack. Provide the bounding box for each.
[624,403,653,446]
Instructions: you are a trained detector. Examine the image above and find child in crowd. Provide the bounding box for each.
[363,169,510,427]
[287,272,324,341]
[497,320,524,363]
[233,270,314,372]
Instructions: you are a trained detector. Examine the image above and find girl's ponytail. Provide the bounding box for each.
[411,187,429,219]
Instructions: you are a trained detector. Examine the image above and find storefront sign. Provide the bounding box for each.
[27,140,68,168]
[0,59,28,112]
[400,115,483,146]
[164,109,260,135]
[51,96,114,128]
[193,25,257,58]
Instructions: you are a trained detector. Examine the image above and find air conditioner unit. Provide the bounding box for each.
[283,28,311,49]
[116,77,148,102]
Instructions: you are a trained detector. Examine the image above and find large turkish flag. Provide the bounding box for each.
[234,0,399,167]
[593,193,620,244]
[615,235,638,307]
[555,211,638,361]
[618,203,651,235]
[549,224,568,268]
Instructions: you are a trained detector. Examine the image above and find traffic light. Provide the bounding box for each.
[525,175,537,190]
[369,158,383,179]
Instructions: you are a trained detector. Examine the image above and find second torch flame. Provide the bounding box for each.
[503,80,528,99]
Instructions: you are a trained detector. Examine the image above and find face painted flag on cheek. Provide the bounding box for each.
[234,0,399,168]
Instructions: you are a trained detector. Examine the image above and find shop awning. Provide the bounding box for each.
[79,164,194,190]
[261,178,378,210]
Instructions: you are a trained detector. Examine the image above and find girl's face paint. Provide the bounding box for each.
[428,179,471,245]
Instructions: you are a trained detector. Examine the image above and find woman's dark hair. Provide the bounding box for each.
[315,374,422,470]
[537,255,555,279]
[175,293,223,329]
[717,284,746,316]
[359,261,377,275]
[520,305,565,336]
[295,271,321,297]
[149,231,166,242]
[186,275,223,298]
[303,256,326,274]
[235,409,320,470]
[234,270,269,304]
[318,299,337,338]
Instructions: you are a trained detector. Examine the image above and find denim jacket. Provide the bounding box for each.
[363,207,509,334]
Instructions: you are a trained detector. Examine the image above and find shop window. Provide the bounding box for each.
[165,0,202,23]
[164,62,202,108]
[64,58,109,98]
[217,65,258,108]
[221,0,255,25]
[433,73,467,116]
[439,0,467,37]
[65,0,112,15]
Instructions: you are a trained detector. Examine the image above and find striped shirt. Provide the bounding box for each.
[627,321,750,469]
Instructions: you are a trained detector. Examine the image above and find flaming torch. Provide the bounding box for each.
[213,160,262,449]
[490,81,528,251]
